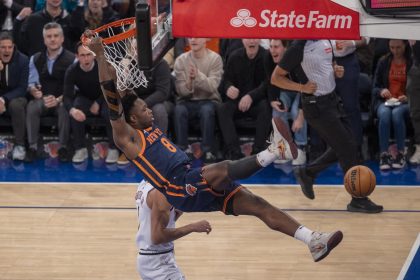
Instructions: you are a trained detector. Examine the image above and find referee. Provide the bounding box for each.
[271,40,383,213]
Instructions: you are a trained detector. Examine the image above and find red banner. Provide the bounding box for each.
[173,0,360,39]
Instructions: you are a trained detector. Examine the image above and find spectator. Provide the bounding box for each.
[14,0,73,56]
[132,59,172,134]
[372,39,412,170]
[0,32,28,160]
[25,22,75,162]
[0,0,33,31]
[173,37,223,163]
[219,39,242,65]
[333,39,367,158]
[70,0,119,41]
[266,39,307,165]
[408,41,420,164]
[217,39,271,160]
[63,42,119,164]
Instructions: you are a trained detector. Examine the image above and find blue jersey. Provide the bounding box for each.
[130,125,242,213]
[132,125,190,190]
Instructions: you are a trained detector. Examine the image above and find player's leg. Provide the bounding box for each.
[230,188,343,262]
[203,117,298,192]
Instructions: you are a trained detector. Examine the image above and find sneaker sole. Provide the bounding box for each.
[347,204,383,213]
[272,117,298,159]
[314,231,343,262]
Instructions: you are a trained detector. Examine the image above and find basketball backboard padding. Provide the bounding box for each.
[136,0,175,71]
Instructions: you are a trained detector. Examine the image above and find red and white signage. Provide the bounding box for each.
[173,0,360,39]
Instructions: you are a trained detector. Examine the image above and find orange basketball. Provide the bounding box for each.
[344,165,376,198]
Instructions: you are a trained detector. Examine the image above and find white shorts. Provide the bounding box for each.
[137,251,185,280]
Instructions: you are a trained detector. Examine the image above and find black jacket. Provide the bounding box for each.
[14,8,74,56]
[33,49,75,97]
[0,47,29,105]
[372,53,413,112]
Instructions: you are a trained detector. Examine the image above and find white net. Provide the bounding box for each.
[92,22,148,91]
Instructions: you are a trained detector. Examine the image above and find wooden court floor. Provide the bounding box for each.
[1,183,419,280]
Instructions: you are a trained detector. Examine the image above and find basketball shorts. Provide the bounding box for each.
[137,251,185,280]
[163,166,243,214]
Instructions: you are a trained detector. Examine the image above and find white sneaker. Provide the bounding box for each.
[268,117,298,160]
[72,148,88,163]
[309,231,343,262]
[292,149,306,166]
[409,144,420,164]
[105,148,119,164]
[12,145,26,161]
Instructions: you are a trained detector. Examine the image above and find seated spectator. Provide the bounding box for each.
[13,0,73,56]
[0,0,33,32]
[25,22,75,162]
[63,42,118,164]
[408,40,420,164]
[333,39,367,157]
[132,59,172,134]
[217,39,271,159]
[0,32,28,160]
[219,39,242,65]
[265,39,307,165]
[70,0,119,41]
[173,37,223,162]
[372,39,412,170]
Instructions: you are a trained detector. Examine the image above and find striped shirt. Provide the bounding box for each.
[301,40,336,96]
[279,40,336,96]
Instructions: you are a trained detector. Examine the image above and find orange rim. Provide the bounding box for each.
[81,17,137,45]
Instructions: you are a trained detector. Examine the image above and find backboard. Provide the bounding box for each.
[136,0,175,71]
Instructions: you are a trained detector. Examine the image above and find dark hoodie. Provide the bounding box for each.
[0,46,29,106]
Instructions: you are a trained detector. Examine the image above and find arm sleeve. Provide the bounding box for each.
[174,54,194,98]
[247,80,267,102]
[28,55,39,88]
[193,54,223,98]
[63,65,76,112]
[278,41,304,73]
[372,57,387,99]
[220,53,237,97]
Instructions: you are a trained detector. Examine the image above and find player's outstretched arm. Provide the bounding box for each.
[87,36,136,150]
[149,190,212,245]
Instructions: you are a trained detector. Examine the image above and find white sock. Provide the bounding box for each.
[256,149,277,167]
[294,226,314,245]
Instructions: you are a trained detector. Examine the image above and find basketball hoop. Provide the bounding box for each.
[81,17,148,91]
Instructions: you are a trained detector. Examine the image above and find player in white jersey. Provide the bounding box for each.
[135,180,212,280]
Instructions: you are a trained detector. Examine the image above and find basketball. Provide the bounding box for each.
[344,165,376,198]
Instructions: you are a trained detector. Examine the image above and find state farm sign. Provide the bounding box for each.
[173,0,360,39]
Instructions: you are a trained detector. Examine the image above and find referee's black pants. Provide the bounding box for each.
[301,92,358,177]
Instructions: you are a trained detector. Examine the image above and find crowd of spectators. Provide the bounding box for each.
[0,0,419,171]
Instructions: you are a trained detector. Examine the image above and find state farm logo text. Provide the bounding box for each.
[230,9,352,29]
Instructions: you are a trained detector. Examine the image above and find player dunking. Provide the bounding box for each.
[86,35,343,263]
